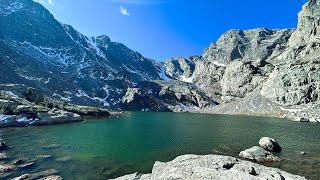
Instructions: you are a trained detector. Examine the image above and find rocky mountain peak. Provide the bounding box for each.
[289,0,320,46]
[95,35,111,48]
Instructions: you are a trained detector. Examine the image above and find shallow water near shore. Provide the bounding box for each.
[1,112,320,179]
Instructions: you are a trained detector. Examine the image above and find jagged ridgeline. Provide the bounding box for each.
[0,0,320,120]
[135,0,320,120]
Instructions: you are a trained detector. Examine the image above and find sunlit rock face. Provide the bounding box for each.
[203,28,293,65]
[164,56,200,83]
[290,0,320,46]
[260,0,320,110]
[275,0,320,61]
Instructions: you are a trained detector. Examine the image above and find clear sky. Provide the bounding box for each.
[35,0,307,61]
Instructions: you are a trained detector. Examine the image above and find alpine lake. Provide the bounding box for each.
[1,112,320,179]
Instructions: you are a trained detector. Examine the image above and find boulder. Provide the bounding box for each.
[259,137,282,152]
[239,146,281,162]
[112,154,305,180]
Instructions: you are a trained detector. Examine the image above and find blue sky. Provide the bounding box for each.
[36,0,307,61]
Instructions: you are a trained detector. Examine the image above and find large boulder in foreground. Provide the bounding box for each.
[112,154,305,180]
[239,146,281,162]
[259,137,282,152]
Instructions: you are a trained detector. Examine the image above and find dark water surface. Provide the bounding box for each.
[1,112,320,179]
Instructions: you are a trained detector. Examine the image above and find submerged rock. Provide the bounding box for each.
[56,156,72,162]
[0,140,8,150]
[239,146,281,162]
[0,153,7,160]
[112,154,305,180]
[38,175,63,180]
[12,159,25,165]
[12,169,59,180]
[259,137,282,152]
[18,162,35,169]
[36,155,53,159]
[0,164,15,172]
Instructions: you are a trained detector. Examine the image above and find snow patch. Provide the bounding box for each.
[3,91,19,98]
[44,78,51,84]
[180,75,194,83]
[75,90,110,107]
[53,93,72,102]
[19,74,43,81]
[159,67,171,81]
[212,61,226,67]
[86,38,106,59]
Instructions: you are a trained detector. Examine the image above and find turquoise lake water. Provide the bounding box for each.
[1,112,320,179]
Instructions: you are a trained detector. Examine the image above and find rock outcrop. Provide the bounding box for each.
[186,0,320,121]
[121,81,217,112]
[203,28,293,65]
[164,56,200,83]
[239,137,282,163]
[239,146,281,162]
[0,84,111,127]
[112,154,306,180]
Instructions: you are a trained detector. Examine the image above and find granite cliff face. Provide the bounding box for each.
[160,0,320,121]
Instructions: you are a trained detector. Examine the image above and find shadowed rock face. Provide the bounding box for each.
[121,81,217,112]
[0,0,161,109]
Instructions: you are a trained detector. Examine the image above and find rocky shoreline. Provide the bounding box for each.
[0,84,113,128]
[113,137,306,180]
[112,154,306,180]
[0,137,64,179]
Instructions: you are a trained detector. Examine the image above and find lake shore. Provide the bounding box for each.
[112,154,306,180]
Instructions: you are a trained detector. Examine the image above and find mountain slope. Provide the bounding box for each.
[0,0,161,108]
